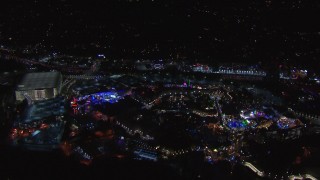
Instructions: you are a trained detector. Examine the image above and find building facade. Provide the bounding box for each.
[15,72,62,101]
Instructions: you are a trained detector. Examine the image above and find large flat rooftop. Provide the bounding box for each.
[17,72,61,91]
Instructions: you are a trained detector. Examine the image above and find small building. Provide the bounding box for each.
[15,72,62,101]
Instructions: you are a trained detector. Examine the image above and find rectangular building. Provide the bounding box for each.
[15,72,62,101]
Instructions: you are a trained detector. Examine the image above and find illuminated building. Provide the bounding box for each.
[15,72,62,101]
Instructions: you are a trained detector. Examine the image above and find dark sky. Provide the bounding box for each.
[0,0,319,65]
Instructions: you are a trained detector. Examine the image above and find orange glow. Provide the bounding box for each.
[61,141,73,156]
[22,131,30,137]
[95,131,104,137]
[80,159,92,166]
[106,129,114,139]
[115,154,125,159]
[40,123,49,129]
